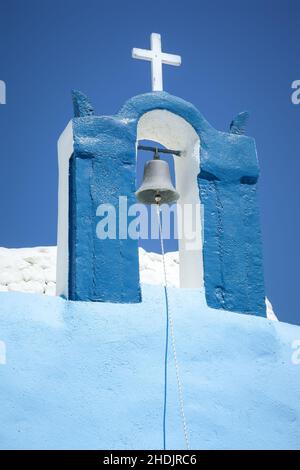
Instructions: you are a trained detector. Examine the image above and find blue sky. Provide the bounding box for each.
[0,0,299,325]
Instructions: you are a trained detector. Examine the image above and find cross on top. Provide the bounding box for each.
[132,33,181,91]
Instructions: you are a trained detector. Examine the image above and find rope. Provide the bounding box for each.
[156,202,190,451]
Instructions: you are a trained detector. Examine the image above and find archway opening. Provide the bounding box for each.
[136,110,204,289]
[136,139,178,254]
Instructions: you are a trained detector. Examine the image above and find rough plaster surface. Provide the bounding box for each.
[0,285,297,450]
[0,246,277,320]
[59,91,265,316]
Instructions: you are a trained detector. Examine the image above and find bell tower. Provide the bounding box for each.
[56,33,266,318]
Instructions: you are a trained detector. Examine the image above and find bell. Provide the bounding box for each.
[136,158,180,205]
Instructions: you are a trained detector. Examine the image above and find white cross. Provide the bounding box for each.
[132,33,181,91]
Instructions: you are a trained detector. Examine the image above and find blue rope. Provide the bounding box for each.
[163,285,169,451]
[156,201,170,450]
[157,201,190,450]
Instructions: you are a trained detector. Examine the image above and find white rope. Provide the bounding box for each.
[156,202,190,450]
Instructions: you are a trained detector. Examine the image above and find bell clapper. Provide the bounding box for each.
[155,194,162,205]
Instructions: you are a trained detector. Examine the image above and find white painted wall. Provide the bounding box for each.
[137,110,204,289]
[56,121,74,298]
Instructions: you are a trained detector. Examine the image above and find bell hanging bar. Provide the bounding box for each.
[137,145,181,158]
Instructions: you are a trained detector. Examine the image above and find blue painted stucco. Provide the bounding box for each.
[70,114,140,302]
[69,91,265,316]
[0,287,299,449]
[72,89,94,117]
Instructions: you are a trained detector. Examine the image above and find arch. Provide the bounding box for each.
[137,110,203,288]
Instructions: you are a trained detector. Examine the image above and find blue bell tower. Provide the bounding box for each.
[56,34,266,318]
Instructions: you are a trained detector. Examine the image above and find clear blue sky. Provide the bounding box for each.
[0,0,299,325]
